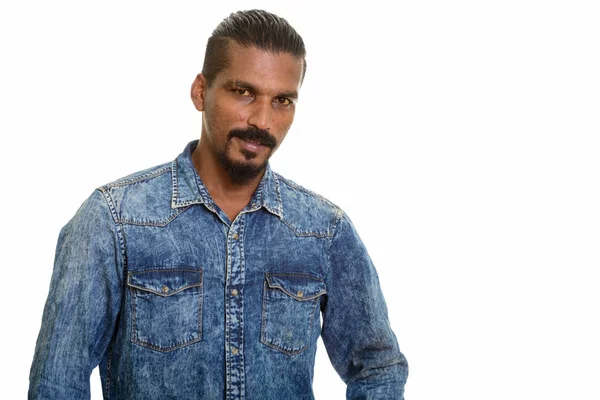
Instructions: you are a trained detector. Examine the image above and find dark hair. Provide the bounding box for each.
[202,9,306,86]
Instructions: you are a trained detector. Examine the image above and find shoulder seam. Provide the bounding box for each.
[275,172,339,210]
[98,165,171,190]
[96,187,128,279]
[325,208,346,279]
[330,208,346,239]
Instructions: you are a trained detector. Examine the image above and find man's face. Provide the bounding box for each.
[192,41,304,184]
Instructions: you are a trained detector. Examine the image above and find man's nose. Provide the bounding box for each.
[247,98,272,131]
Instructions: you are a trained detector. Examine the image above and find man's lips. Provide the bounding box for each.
[236,137,269,152]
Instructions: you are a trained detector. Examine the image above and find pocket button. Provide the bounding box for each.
[128,268,203,352]
[260,273,326,355]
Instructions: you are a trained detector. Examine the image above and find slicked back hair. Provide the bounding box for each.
[202,10,306,87]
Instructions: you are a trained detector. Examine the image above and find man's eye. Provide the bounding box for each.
[275,97,292,106]
[234,89,252,97]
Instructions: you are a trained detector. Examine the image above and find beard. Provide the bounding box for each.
[217,127,277,185]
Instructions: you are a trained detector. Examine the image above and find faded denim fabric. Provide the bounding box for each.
[29,140,408,399]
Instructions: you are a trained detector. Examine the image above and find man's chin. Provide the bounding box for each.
[218,152,268,185]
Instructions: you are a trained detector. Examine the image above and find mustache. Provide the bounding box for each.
[229,128,277,149]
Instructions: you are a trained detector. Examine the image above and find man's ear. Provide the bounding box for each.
[191,73,208,111]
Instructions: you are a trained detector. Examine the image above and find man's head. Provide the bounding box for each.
[202,10,307,88]
[191,10,306,185]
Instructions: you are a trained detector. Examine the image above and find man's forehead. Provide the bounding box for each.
[219,42,303,91]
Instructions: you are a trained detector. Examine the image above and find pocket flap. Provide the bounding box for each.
[127,268,202,297]
[265,273,327,301]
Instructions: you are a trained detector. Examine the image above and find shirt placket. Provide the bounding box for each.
[225,212,247,400]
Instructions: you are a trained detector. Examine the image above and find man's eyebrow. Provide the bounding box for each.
[231,79,298,100]
[277,90,299,100]
[230,79,257,92]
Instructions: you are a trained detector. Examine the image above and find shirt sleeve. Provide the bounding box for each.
[29,189,125,399]
[321,210,408,399]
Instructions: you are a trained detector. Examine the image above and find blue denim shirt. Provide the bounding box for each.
[29,140,408,399]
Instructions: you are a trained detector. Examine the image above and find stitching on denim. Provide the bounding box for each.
[273,172,283,216]
[171,159,179,205]
[129,270,204,353]
[115,205,190,227]
[130,286,138,343]
[260,280,268,348]
[266,272,325,281]
[100,166,171,189]
[115,219,128,279]
[329,208,345,239]
[253,174,266,205]
[97,186,129,352]
[275,173,340,209]
[98,187,128,277]
[174,200,204,208]
[279,218,333,238]
[99,188,120,223]
[274,173,325,203]
[237,217,247,399]
[134,335,203,353]
[265,273,327,301]
[260,275,323,356]
[224,222,233,394]
[261,339,309,356]
[127,282,203,297]
[129,267,201,274]
[129,287,203,352]
[103,349,112,398]
[239,295,245,400]
[275,173,344,237]
[127,269,203,296]
[325,208,345,282]
[171,159,208,208]
[269,286,326,301]
[198,280,203,341]
[99,181,191,228]
[170,159,205,208]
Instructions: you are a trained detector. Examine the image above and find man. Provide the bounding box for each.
[29,9,408,400]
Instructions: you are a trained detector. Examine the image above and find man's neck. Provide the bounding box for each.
[191,137,265,211]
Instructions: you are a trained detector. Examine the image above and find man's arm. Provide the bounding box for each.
[29,189,125,399]
[321,211,408,400]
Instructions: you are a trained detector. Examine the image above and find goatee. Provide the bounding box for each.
[218,127,277,185]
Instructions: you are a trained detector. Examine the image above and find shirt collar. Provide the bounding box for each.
[171,139,283,218]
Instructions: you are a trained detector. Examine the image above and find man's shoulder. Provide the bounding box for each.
[93,160,176,226]
[275,172,340,211]
[274,172,344,238]
[97,160,173,192]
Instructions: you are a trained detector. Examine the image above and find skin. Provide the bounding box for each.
[190,41,304,222]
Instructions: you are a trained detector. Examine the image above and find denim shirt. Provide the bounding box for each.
[29,140,408,400]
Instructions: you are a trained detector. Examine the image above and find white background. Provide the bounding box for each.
[1,1,599,399]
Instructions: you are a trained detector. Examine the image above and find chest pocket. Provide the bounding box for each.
[260,273,327,356]
[127,268,203,352]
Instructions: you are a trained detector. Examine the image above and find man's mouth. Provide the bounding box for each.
[237,137,268,152]
[243,138,264,145]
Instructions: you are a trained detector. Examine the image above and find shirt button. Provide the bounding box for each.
[297,290,303,298]
[161,286,170,293]
[231,347,238,355]
[231,289,238,296]
[232,233,239,240]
